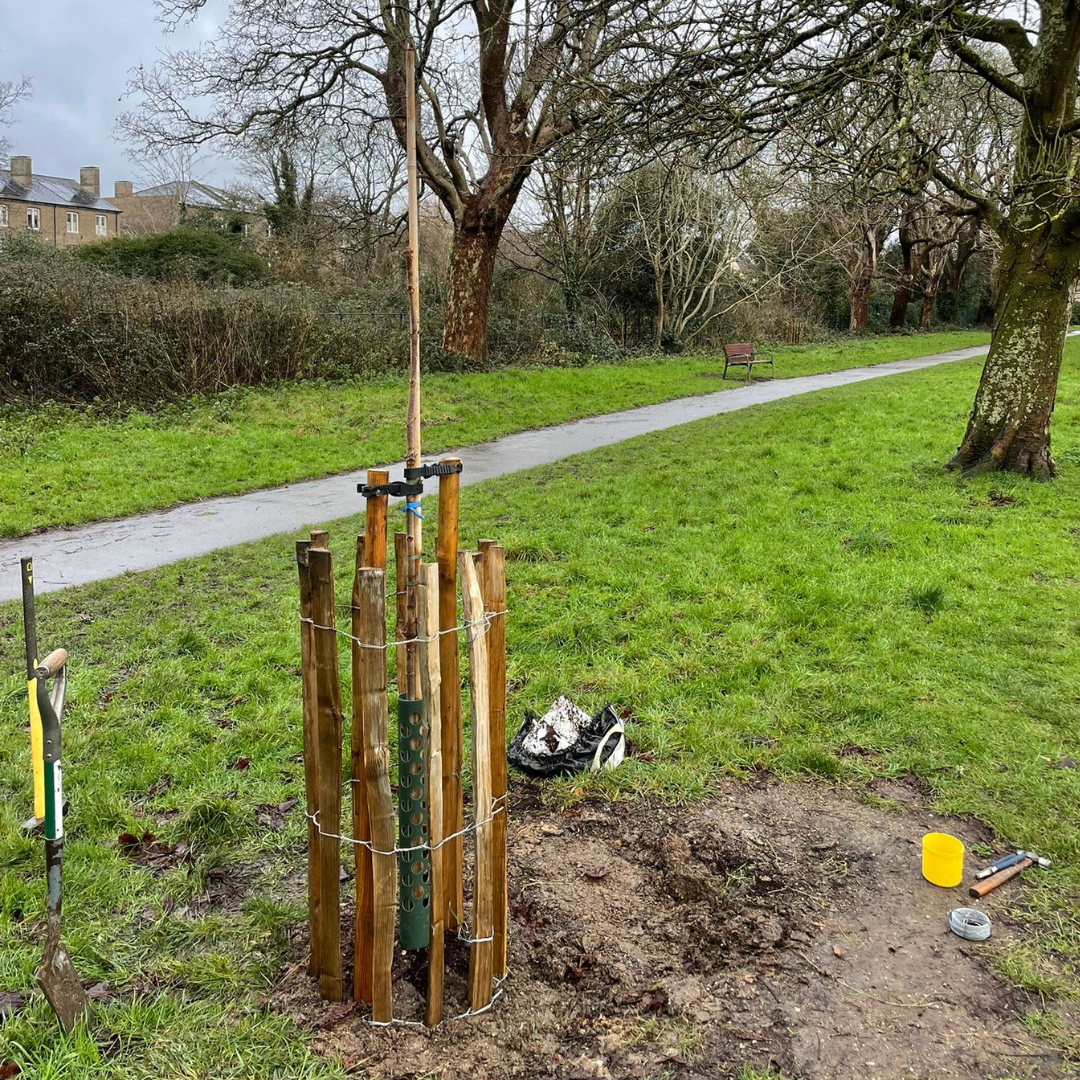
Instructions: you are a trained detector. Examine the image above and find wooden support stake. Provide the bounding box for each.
[418,563,445,1026]
[460,552,494,1010]
[478,540,508,978]
[394,531,409,691]
[309,543,343,1002]
[355,470,388,1002]
[357,567,396,1023]
[351,538,374,1005]
[404,45,423,699]
[296,541,322,979]
[363,469,390,570]
[436,458,463,926]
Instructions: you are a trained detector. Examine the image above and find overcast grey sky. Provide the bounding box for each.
[0,0,231,188]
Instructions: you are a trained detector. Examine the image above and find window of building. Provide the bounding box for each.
[95,214,107,236]
[27,207,40,231]
[0,205,8,227]
[67,211,79,233]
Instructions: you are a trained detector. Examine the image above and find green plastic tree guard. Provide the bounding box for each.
[397,697,430,950]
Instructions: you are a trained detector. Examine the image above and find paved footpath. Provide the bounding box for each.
[0,343,990,601]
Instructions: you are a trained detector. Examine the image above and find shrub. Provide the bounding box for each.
[0,240,400,403]
[73,227,267,286]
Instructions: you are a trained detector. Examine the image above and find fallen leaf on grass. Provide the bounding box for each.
[229,757,251,771]
[0,1063,21,1079]
[117,832,142,856]
[256,798,300,830]
[314,1001,356,1030]
[83,982,112,1001]
[117,831,190,872]
[0,991,25,1019]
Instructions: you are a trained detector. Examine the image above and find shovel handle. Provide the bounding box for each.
[38,649,67,678]
[969,858,1032,898]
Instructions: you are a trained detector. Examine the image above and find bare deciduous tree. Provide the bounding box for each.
[123,0,681,362]
[660,0,1080,477]
[608,160,750,346]
[0,69,31,158]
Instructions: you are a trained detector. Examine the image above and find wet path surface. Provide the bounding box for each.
[0,344,988,601]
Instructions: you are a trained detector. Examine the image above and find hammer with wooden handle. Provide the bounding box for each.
[975,850,1051,879]
[969,858,1032,898]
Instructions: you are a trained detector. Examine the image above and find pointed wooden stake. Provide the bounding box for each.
[460,552,494,1010]
[478,539,508,978]
[296,541,321,979]
[357,566,396,1023]
[309,542,343,1002]
[437,459,463,926]
[354,470,389,1002]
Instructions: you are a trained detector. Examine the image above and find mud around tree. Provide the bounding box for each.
[268,778,1067,1079]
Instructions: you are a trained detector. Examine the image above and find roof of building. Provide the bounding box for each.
[134,180,245,211]
[0,170,120,214]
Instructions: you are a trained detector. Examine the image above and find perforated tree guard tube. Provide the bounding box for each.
[397,697,430,950]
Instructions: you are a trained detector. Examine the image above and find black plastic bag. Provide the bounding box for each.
[507,696,625,778]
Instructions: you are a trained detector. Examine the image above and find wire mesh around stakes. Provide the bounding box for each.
[296,530,510,1027]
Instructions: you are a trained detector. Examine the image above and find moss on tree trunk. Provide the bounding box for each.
[948,235,1080,479]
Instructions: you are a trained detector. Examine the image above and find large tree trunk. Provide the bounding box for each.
[443,222,504,361]
[889,217,923,328]
[888,270,917,328]
[948,234,1080,479]
[943,217,981,320]
[849,223,887,331]
[849,268,872,331]
[919,249,945,328]
[976,256,1001,326]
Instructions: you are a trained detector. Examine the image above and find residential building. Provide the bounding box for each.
[108,179,266,237]
[0,156,121,246]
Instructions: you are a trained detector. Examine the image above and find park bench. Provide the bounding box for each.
[722,342,774,381]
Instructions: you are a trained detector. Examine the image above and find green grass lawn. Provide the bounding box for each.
[4,334,1079,1078]
[0,330,989,537]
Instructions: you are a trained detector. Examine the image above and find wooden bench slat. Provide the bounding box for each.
[722,342,774,381]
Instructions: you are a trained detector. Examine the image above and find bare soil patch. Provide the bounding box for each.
[268,778,1064,1079]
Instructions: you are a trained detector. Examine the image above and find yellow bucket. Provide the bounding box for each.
[922,832,964,888]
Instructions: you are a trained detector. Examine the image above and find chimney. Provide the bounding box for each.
[10,155,31,188]
[114,180,133,198]
[80,166,101,198]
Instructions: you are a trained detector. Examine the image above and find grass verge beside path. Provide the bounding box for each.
[0,330,988,537]
[4,337,1079,1079]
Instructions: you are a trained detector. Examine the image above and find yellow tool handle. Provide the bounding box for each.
[28,676,45,821]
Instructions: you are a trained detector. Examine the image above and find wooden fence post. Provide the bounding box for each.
[478,540,508,979]
[357,566,396,1023]
[308,541,343,1002]
[437,459,463,926]
[353,472,389,1005]
[296,541,322,980]
[351,538,374,1005]
[363,470,389,569]
[460,552,494,1010]
[418,563,445,1025]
